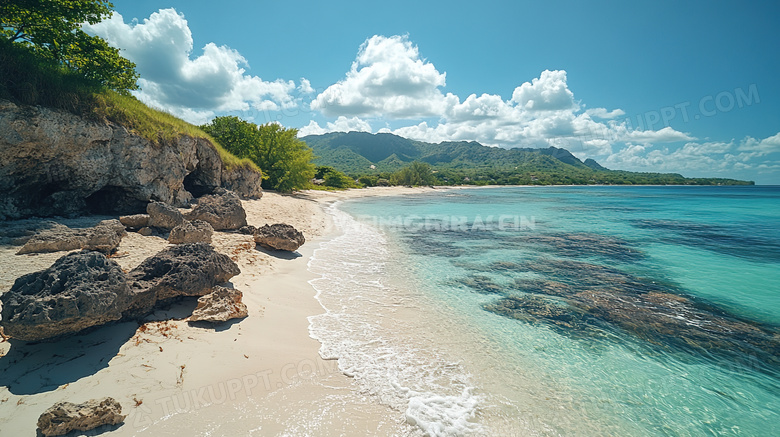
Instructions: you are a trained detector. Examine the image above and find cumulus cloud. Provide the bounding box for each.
[510,70,577,111]
[298,116,373,136]
[738,132,780,155]
[83,9,303,124]
[585,108,626,119]
[310,35,456,118]
[308,36,696,160]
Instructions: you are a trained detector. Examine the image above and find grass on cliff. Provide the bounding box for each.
[0,40,257,172]
[92,92,258,172]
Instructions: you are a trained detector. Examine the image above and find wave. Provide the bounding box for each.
[307,202,482,436]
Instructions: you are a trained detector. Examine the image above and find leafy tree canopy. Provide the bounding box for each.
[0,0,137,91]
[201,116,316,192]
[391,161,436,186]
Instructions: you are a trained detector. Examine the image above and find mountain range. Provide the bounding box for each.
[300,132,752,185]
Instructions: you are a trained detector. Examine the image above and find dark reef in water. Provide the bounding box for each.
[632,219,780,263]
[479,258,780,377]
[509,232,645,263]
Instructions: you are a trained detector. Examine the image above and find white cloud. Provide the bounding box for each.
[622,126,695,143]
[511,70,577,111]
[83,9,304,124]
[298,116,373,137]
[310,35,455,118]
[585,107,626,119]
[738,132,780,155]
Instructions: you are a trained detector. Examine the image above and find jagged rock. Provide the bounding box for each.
[0,99,263,220]
[37,397,125,436]
[15,224,86,254]
[137,227,153,236]
[184,189,247,230]
[83,220,126,253]
[254,223,305,251]
[125,243,240,317]
[238,225,257,235]
[119,214,150,229]
[0,251,131,341]
[189,286,248,323]
[16,220,126,255]
[168,220,214,244]
[221,164,263,199]
[147,201,185,229]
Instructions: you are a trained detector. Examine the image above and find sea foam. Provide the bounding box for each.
[308,202,482,436]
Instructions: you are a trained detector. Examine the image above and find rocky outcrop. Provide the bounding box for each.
[37,397,125,437]
[0,99,262,220]
[125,243,240,317]
[189,286,248,323]
[168,220,213,244]
[254,224,305,251]
[0,251,131,341]
[238,225,257,235]
[221,164,263,199]
[184,189,247,230]
[16,220,126,255]
[147,201,185,230]
[84,220,127,253]
[119,214,150,229]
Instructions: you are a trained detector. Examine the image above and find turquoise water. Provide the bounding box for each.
[309,186,780,436]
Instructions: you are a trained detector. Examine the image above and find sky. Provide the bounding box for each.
[85,1,780,184]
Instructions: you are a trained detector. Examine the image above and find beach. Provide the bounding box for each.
[0,187,435,436]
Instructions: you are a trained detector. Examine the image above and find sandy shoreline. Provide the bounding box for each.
[0,186,439,436]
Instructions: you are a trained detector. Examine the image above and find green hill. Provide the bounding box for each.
[301,131,753,186]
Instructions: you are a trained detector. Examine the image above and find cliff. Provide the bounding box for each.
[0,100,262,220]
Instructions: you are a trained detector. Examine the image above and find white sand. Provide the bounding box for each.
[0,187,438,436]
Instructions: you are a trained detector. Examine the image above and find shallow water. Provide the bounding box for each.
[309,186,780,436]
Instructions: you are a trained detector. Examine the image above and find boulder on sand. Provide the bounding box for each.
[168,220,214,244]
[253,223,305,251]
[119,214,150,229]
[188,286,248,323]
[125,243,240,317]
[37,397,125,437]
[146,201,185,229]
[0,251,131,341]
[184,189,247,230]
[15,220,126,255]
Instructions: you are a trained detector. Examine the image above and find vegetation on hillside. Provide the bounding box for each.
[0,1,257,173]
[302,132,754,186]
[201,116,315,192]
[1,0,137,95]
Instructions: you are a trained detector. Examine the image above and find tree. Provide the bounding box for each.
[202,117,316,192]
[0,0,137,91]
[391,161,436,186]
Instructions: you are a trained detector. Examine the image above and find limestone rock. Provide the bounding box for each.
[137,227,153,236]
[119,214,150,229]
[254,223,305,251]
[125,243,240,317]
[16,220,126,255]
[221,165,263,199]
[189,286,248,323]
[83,219,127,253]
[15,224,86,255]
[168,220,214,244]
[147,201,185,229]
[184,189,247,230]
[238,225,257,235]
[0,251,131,341]
[37,397,125,437]
[0,99,263,220]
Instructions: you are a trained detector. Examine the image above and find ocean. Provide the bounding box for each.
[307,186,780,436]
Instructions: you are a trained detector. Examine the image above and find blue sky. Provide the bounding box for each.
[90,1,780,183]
